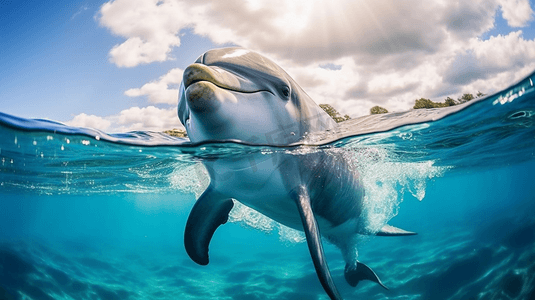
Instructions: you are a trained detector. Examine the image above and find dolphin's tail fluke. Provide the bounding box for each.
[345,262,389,290]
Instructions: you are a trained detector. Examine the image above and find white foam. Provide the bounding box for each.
[343,147,449,233]
[168,162,210,198]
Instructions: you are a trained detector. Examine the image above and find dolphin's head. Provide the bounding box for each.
[178,47,337,145]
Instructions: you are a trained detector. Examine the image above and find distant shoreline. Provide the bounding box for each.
[163,129,187,138]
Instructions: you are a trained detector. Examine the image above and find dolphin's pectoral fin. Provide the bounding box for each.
[184,186,234,266]
[293,186,342,300]
[345,262,389,290]
[376,224,417,236]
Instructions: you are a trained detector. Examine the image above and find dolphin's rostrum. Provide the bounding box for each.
[178,47,416,300]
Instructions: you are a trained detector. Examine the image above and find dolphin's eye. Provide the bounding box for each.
[281,86,290,98]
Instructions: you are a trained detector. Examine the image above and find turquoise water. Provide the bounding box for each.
[1,71,535,300]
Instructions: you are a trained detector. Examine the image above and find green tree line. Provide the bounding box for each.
[370,91,485,114]
[319,104,351,123]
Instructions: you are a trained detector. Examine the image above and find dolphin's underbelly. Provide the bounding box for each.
[206,156,307,230]
[205,153,365,233]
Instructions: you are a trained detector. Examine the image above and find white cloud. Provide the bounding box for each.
[472,31,535,64]
[498,0,534,27]
[99,0,192,67]
[442,1,497,39]
[98,0,535,117]
[66,113,112,131]
[124,68,183,104]
[188,0,451,65]
[66,106,183,133]
[443,31,535,86]
[114,106,182,132]
[98,0,451,66]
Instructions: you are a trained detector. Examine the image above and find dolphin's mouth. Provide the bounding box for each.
[186,79,258,94]
[183,64,272,95]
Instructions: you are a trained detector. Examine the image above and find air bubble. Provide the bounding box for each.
[509,110,533,119]
[509,111,527,119]
[398,132,413,140]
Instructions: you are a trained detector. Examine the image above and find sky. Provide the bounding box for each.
[1,0,534,133]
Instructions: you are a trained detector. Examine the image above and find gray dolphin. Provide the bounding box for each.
[178,47,416,300]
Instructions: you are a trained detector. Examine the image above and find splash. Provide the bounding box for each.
[345,147,450,233]
[168,162,210,198]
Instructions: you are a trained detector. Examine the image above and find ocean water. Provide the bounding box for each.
[1,71,535,300]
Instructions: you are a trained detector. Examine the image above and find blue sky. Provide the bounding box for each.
[0,1,217,124]
[1,0,534,132]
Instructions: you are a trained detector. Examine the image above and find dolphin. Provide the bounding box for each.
[178,47,416,300]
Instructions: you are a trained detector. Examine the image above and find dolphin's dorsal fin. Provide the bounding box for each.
[376,224,417,236]
[345,262,389,290]
[184,186,234,265]
[293,186,343,300]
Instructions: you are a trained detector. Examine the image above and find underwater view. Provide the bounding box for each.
[1,68,535,300]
